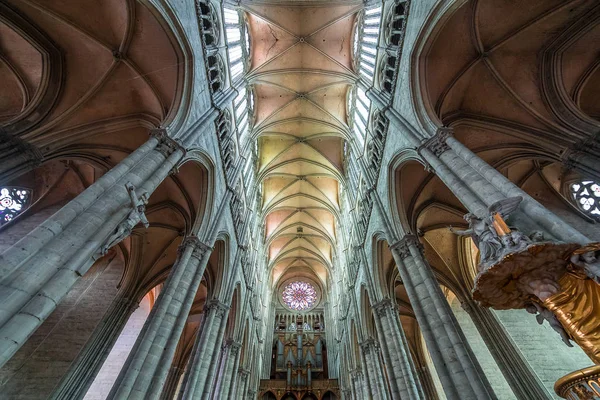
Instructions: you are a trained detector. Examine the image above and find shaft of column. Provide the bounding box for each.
[219,341,241,399]
[375,299,424,400]
[400,236,497,400]
[178,304,218,399]
[201,308,230,398]
[180,301,229,399]
[419,147,488,218]
[373,311,400,399]
[0,136,184,368]
[360,344,377,399]
[445,136,588,243]
[160,366,185,400]
[146,246,212,398]
[108,237,210,400]
[0,136,160,279]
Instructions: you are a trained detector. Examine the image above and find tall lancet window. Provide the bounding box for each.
[355,6,382,83]
[224,5,244,82]
[571,180,600,218]
[0,187,32,226]
[349,86,372,148]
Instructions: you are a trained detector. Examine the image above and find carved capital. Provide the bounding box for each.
[150,128,185,157]
[205,299,229,317]
[373,298,393,317]
[360,337,380,355]
[418,126,453,157]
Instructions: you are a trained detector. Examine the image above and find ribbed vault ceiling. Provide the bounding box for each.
[244,3,360,288]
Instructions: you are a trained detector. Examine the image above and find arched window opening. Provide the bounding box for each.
[207,54,225,93]
[224,5,244,82]
[379,53,397,94]
[349,86,371,148]
[355,6,382,83]
[366,110,388,174]
[385,1,409,47]
[234,87,254,144]
[216,109,236,174]
[196,0,220,47]
[0,187,32,226]
[571,180,600,218]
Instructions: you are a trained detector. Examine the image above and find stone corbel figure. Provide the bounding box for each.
[525,302,573,347]
[101,182,149,255]
[570,244,600,284]
[449,196,524,268]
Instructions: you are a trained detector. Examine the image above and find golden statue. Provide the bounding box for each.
[544,243,600,364]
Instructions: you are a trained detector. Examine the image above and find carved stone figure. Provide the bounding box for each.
[570,244,600,284]
[101,182,149,255]
[525,302,573,347]
[528,230,546,243]
[450,196,524,268]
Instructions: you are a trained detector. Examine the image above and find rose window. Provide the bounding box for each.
[571,181,600,218]
[0,187,31,226]
[282,281,317,311]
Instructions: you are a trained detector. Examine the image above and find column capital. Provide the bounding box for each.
[360,337,380,354]
[372,298,394,317]
[225,339,243,354]
[417,126,453,157]
[205,299,230,317]
[150,127,186,157]
[389,234,422,259]
[178,235,212,259]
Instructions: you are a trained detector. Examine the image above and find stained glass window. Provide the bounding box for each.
[282,281,317,311]
[571,181,600,218]
[0,187,31,226]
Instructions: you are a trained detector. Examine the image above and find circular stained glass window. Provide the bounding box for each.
[282,281,317,311]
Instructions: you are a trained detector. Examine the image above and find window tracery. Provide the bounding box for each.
[571,180,600,218]
[0,187,32,226]
[282,281,318,311]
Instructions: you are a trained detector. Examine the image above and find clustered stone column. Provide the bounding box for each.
[360,338,389,400]
[107,235,212,400]
[235,368,250,400]
[214,339,242,399]
[390,235,497,400]
[161,365,185,400]
[0,130,184,368]
[349,369,367,400]
[373,298,424,400]
[418,128,588,244]
[178,299,230,399]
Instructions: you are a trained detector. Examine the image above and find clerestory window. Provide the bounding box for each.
[224,5,245,82]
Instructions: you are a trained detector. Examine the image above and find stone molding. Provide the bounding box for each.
[390,234,422,259]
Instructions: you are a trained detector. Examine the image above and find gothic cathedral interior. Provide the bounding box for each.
[0,0,600,399]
